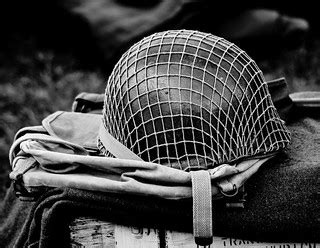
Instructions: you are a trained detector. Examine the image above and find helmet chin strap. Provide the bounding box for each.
[99,121,143,161]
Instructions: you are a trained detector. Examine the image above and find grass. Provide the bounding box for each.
[0,33,106,195]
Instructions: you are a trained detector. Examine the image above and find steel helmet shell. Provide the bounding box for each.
[99,30,291,170]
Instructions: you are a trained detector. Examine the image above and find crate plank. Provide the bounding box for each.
[69,217,320,248]
[70,217,115,248]
[115,225,159,248]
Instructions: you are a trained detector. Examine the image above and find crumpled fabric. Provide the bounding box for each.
[9,117,268,199]
[58,1,309,67]
[61,0,184,67]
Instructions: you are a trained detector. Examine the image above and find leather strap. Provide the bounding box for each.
[190,170,213,246]
[99,122,143,161]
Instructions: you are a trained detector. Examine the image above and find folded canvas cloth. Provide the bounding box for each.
[9,110,269,203]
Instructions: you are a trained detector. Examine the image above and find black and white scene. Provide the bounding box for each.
[0,1,319,247]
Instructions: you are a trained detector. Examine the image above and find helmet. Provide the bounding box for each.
[99,30,290,171]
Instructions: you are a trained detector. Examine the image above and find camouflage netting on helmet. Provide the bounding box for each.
[98,30,291,171]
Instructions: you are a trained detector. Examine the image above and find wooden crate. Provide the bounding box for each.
[69,217,319,248]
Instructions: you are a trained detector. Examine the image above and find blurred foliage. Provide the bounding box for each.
[0,33,105,195]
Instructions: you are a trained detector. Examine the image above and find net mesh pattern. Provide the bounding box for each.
[99,30,291,171]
